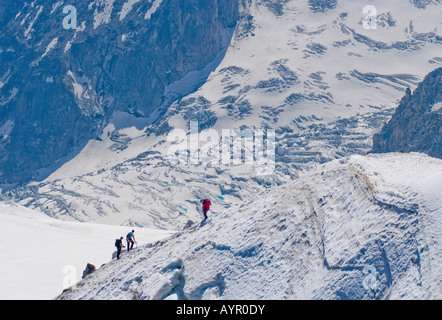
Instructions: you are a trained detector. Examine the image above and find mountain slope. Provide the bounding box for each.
[0,0,239,185]
[6,0,442,231]
[0,201,174,300]
[372,67,442,158]
[57,153,442,300]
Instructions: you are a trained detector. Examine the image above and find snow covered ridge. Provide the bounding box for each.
[0,202,174,300]
[57,153,442,300]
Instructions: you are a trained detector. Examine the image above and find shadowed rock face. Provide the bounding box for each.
[372,67,442,159]
[0,0,239,185]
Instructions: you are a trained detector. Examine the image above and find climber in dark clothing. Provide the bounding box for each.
[115,237,125,259]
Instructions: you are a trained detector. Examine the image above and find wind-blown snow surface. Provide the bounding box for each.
[8,0,442,231]
[57,153,442,300]
[0,203,174,300]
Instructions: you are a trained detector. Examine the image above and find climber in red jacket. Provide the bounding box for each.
[201,199,212,220]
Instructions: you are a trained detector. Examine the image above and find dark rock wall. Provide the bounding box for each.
[372,67,442,158]
[0,0,239,185]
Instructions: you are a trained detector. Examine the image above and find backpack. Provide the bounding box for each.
[202,199,211,209]
[115,239,122,247]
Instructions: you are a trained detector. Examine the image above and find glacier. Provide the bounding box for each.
[5,0,442,231]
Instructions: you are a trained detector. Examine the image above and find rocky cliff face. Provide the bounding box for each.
[0,0,239,185]
[372,67,442,158]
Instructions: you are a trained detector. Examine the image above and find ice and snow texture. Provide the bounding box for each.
[145,0,164,20]
[432,102,442,112]
[93,0,116,29]
[23,5,43,39]
[14,0,442,231]
[119,0,141,21]
[41,37,58,59]
[0,203,174,300]
[57,153,442,300]
[0,120,14,137]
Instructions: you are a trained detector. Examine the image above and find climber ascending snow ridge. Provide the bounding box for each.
[126,230,137,252]
[201,199,212,220]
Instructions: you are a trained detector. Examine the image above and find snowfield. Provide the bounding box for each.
[0,203,174,300]
[57,153,442,300]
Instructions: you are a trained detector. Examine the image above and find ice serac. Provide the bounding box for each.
[56,153,442,300]
[0,0,239,185]
[372,67,442,158]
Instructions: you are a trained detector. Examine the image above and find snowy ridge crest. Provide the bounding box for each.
[57,153,442,300]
